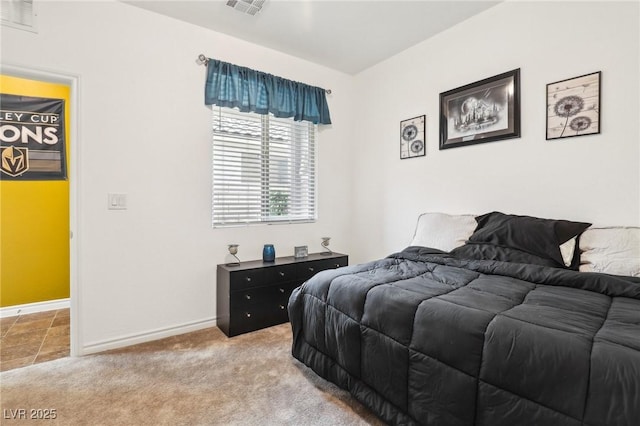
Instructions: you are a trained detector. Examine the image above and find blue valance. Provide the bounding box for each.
[204,58,331,125]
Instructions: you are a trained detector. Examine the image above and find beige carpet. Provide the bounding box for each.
[0,324,384,425]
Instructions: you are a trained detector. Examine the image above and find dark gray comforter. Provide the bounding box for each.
[288,246,640,425]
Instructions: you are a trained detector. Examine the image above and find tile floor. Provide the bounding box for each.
[0,309,70,372]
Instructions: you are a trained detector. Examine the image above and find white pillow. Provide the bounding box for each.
[410,212,477,252]
[579,227,640,277]
[559,237,577,267]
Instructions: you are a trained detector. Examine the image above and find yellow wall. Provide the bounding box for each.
[0,75,70,307]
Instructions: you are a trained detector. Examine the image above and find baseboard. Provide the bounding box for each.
[0,298,70,318]
[81,317,217,355]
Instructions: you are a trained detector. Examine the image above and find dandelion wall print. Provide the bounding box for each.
[546,72,601,140]
[400,115,426,159]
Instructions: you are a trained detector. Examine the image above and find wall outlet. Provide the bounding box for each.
[107,193,127,210]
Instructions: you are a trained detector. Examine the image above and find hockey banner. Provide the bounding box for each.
[0,94,67,180]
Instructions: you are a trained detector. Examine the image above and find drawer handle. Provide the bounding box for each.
[335,264,341,267]
[279,271,285,277]
[279,288,285,293]
[245,294,251,300]
[246,312,251,318]
[245,277,252,282]
[279,305,285,310]
[308,267,315,272]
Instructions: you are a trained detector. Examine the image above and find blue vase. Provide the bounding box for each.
[263,244,275,262]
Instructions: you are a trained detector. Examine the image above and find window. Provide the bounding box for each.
[212,107,316,227]
[1,0,37,32]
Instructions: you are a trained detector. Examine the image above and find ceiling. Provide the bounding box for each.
[124,0,499,75]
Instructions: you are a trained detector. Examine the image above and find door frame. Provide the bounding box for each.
[1,63,81,356]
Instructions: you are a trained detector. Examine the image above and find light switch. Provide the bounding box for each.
[108,193,127,210]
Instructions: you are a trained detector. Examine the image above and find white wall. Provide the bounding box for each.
[350,1,640,264]
[1,1,354,352]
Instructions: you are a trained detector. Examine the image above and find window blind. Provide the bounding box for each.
[1,0,36,31]
[212,107,316,227]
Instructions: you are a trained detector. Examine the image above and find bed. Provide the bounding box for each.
[288,212,640,425]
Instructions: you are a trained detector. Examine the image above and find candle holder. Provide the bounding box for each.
[321,237,332,255]
[227,244,240,266]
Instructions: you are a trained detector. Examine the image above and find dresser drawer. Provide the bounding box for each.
[230,282,300,309]
[264,263,300,284]
[299,257,348,281]
[228,293,292,335]
[229,269,264,291]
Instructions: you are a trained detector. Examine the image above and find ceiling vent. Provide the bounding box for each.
[226,0,265,16]
[1,0,37,32]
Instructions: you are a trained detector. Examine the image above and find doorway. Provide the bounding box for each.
[0,67,79,368]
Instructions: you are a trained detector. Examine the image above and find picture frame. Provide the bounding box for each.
[400,115,426,159]
[294,245,308,259]
[439,69,520,150]
[546,71,601,140]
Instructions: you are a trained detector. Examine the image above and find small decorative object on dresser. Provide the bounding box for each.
[262,244,275,262]
[294,245,308,259]
[226,244,240,266]
[320,237,332,255]
[216,252,348,337]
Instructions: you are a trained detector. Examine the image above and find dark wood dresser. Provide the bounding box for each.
[216,252,348,337]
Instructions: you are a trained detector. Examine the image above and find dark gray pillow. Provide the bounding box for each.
[450,243,560,268]
[468,212,591,268]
